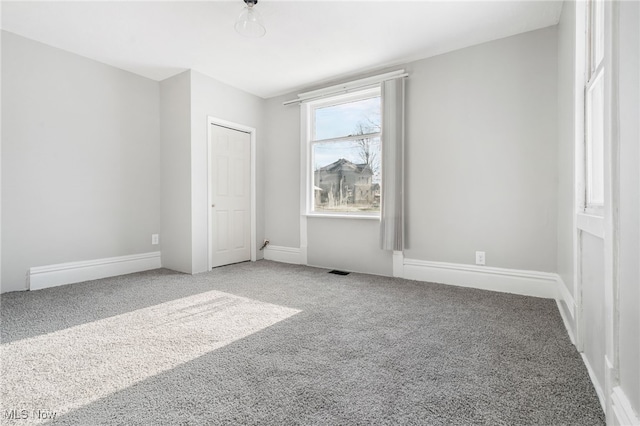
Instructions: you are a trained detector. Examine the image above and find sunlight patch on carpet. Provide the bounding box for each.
[1,290,300,422]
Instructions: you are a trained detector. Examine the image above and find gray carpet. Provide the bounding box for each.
[1,260,604,425]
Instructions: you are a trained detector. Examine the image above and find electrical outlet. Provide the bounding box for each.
[475,251,485,265]
[152,234,159,245]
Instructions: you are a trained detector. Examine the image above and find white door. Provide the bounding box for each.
[210,124,251,268]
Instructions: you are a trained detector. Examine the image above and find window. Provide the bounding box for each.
[584,0,605,209]
[306,87,382,216]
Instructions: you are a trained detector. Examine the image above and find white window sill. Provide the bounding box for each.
[304,213,380,220]
[577,212,604,238]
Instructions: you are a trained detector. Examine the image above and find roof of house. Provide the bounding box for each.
[316,158,373,175]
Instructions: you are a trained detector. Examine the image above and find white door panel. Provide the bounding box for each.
[211,125,251,267]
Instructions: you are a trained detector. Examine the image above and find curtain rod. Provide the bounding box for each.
[282,70,408,106]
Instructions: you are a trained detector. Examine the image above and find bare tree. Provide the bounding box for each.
[353,119,381,176]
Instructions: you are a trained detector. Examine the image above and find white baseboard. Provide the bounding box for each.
[612,385,640,425]
[29,252,162,291]
[555,276,576,344]
[555,299,577,345]
[401,258,557,299]
[582,352,606,412]
[556,276,576,319]
[263,245,302,265]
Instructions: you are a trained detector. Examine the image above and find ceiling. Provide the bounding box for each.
[1,1,563,99]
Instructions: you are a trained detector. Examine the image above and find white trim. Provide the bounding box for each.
[305,86,382,218]
[603,1,620,417]
[28,252,162,291]
[207,117,257,271]
[574,0,588,354]
[392,251,404,278]
[401,258,557,299]
[300,105,310,266]
[283,70,407,106]
[606,355,616,424]
[305,213,380,220]
[299,217,308,265]
[557,275,576,320]
[577,212,606,237]
[263,245,302,265]
[611,386,640,426]
[582,352,606,413]
[307,86,381,111]
[555,298,577,345]
[556,275,577,344]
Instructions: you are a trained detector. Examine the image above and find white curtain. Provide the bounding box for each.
[379,78,405,251]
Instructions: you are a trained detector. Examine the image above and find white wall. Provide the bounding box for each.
[1,29,3,292]
[263,27,559,276]
[189,70,265,274]
[307,218,392,275]
[1,31,161,293]
[2,33,267,286]
[556,0,577,317]
[403,27,558,272]
[617,0,640,415]
[263,95,301,249]
[160,71,192,273]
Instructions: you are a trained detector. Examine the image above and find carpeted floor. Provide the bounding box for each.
[1,260,604,425]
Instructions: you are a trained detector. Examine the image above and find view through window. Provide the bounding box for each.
[585,0,605,208]
[310,89,382,214]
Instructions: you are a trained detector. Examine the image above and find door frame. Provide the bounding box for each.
[207,116,257,270]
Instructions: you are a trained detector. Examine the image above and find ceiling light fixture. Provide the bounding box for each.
[235,0,266,38]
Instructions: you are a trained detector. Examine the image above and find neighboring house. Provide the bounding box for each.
[314,158,375,208]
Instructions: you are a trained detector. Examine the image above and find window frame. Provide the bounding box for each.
[583,0,605,214]
[302,86,382,219]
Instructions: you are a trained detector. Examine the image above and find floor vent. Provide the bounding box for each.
[329,270,350,276]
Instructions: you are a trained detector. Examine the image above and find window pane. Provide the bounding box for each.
[312,138,381,213]
[586,72,604,206]
[314,96,381,141]
[594,0,604,68]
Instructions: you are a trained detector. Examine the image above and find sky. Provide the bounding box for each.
[313,96,381,171]
[314,96,380,141]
